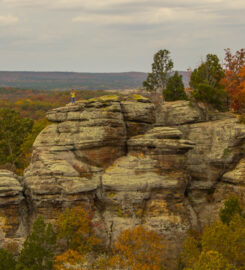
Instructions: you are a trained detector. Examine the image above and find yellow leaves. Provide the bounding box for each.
[56,207,101,254]
[181,236,201,267]
[202,215,245,268]
[109,226,166,270]
[54,249,85,270]
[55,207,102,270]
[190,250,236,270]
[181,214,245,270]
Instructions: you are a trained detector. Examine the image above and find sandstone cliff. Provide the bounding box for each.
[1,95,245,263]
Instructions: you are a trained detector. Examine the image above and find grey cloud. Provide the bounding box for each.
[0,0,244,72]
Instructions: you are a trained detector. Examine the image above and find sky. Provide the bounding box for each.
[0,0,245,73]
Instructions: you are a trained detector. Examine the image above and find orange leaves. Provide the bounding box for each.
[54,249,85,270]
[109,226,165,270]
[222,48,245,111]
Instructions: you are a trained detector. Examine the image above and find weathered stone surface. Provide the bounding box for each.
[2,96,245,269]
[179,118,245,229]
[0,170,23,206]
[23,96,158,224]
[128,127,194,153]
[156,100,205,126]
[120,96,155,137]
[99,127,194,248]
[180,118,245,187]
[0,170,25,249]
[222,157,245,185]
[121,101,155,123]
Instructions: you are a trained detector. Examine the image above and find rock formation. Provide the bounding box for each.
[1,95,245,266]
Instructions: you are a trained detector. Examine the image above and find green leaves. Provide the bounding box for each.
[143,49,174,93]
[0,108,33,169]
[181,197,245,270]
[163,71,188,101]
[16,216,56,270]
[190,54,227,110]
[0,249,16,270]
[219,196,243,225]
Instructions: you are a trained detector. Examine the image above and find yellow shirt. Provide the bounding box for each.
[71,92,75,98]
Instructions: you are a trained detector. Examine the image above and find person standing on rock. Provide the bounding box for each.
[71,90,76,104]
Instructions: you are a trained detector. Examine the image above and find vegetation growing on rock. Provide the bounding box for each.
[180,197,245,270]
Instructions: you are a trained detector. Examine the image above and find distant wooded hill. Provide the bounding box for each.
[0,71,190,90]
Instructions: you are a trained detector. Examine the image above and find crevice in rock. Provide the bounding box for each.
[21,185,33,235]
[119,101,129,154]
[184,175,202,230]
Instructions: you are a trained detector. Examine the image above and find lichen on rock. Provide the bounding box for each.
[1,97,245,268]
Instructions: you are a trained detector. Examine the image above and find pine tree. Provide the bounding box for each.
[0,249,16,270]
[16,216,56,270]
[190,54,226,110]
[163,71,188,101]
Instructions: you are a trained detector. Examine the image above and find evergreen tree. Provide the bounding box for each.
[16,216,56,270]
[181,196,245,270]
[219,195,243,225]
[0,248,16,270]
[143,49,174,93]
[163,71,188,101]
[190,54,226,110]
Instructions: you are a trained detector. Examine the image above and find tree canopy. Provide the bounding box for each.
[190,54,226,110]
[143,49,174,93]
[16,216,56,270]
[163,71,188,101]
[181,196,245,270]
[0,108,33,170]
[109,226,165,270]
[221,48,245,111]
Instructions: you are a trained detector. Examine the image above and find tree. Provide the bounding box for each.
[54,249,85,270]
[54,207,101,270]
[201,215,245,269]
[109,226,165,270]
[143,49,174,94]
[16,216,56,270]
[181,197,245,270]
[163,71,188,101]
[17,118,50,173]
[191,250,235,270]
[219,195,243,225]
[190,54,226,110]
[222,48,245,111]
[0,248,16,270]
[0,108,33,170]
[56,207,101,254]
[181,236,201,267]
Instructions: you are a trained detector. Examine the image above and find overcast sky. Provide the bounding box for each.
[0,0,244,72]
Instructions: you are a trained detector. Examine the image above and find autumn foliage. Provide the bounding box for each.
[222,48,245,111]
[54,207,101,270]
[181,196,245,270]
[109,226,165,270]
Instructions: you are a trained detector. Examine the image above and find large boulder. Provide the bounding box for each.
[23,95,156,225]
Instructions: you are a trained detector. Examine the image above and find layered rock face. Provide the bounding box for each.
[0,170,25,248]
[1,96,245,266]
